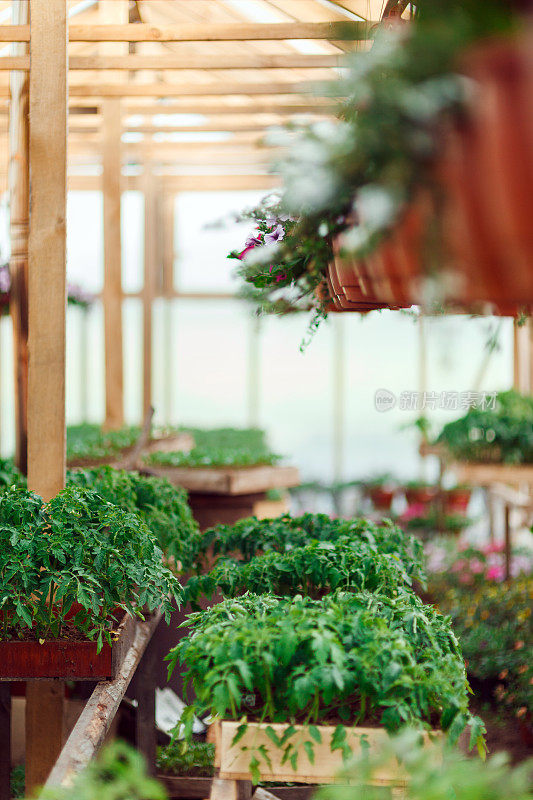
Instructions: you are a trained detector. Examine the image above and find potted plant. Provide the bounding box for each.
[403,481,438,507]
[167,591,485,785]
[0,485,181,679]
[435,390,533,464]
[444,484,472,514]
[363,475,397,511]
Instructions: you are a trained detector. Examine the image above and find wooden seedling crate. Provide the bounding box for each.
[0,611,136,681]
[210,721,441,788]
[146,464,300,495]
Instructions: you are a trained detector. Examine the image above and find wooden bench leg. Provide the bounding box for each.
[0,684,10,800]
[135,635,158,776]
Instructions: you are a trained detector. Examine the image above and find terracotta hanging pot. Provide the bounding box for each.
[440,32,533,314]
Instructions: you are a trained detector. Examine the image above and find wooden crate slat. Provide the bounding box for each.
[146,465,300,495]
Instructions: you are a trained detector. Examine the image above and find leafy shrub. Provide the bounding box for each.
[145,426,281,469]
[436,390,533,464]
[434,577,533,718]
[67,467,201,570]
[0,486,181,648]
[0,458,25,492]
[201,513,424,581]
[184,537,421,607]
[168,591,483,750]
[319,730,533,800]
[39,741,166,800]
[156,740,215,777]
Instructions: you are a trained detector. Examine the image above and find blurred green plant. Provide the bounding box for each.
[318,729,533,800]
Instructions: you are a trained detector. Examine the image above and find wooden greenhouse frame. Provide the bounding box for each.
[0,1,383,796]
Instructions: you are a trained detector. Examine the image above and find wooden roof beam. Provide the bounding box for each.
[0,21,370,42]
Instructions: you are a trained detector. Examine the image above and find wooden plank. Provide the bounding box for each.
[160,778,316,800]
[452,461,533,487]
[146,464,300,495]
[27,0,68,498]
[43,613,162,790]
[122,101,334,115]
[0,25,29,41]
[102,97,124,429]
[26,0,68,790]
[134,625,159,776]
[68,80,331,97]
[142,171,158,421]
[8,0,29,474]
[67,54,342,70]
[0,56,29,70]
[67,21,368,41]
[68,175,281,192]
[214,721,437,785]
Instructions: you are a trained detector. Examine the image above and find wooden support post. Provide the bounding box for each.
[0,684,10,800]
[26,0,68,792]
[134,629,158,776]
[142,171,158,422]
[504,503,511,581]
[8,0,29,473]
[102,97,124,429]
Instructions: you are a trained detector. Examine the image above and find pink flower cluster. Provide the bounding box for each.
[451,542,532,584]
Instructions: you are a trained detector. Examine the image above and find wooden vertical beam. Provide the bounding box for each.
[26,0,68,792]
[102,97,124,429]
[142,170,158,421]
[8,0,29,473]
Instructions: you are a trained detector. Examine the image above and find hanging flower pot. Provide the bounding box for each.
[444,486,472,514]
[440,32,533,315]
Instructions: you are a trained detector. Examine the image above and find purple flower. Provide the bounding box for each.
[264,224,285,245]
[244,233,262,249]
[0,264,11,295]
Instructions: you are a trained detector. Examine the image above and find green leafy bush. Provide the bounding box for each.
[67,467,201,570]
[434,577,533,718]
[319,730,533,800]
[156,740,215,777]
[201,514,425,582]
[145,426,281,469]
[184,537,421,607]
[168,591,483,749]
[67,423,143,462]
[436,390,533,464]
[39,741,166,800]
[0,458,25,492]
[0,486,181,648]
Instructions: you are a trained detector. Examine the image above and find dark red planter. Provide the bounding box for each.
[404,487,438,506]
[367,486,396,511]
[444,488,472,514]
[0,612,136,681]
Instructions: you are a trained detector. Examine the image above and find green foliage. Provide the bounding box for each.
[0,458,25,492]
[201,514,425,583]
[67,467,201,570]
[67,423,143,462]
[38,741,166,800]
[184,537,421,608]
[168,591,482,749]
[10,764,24,799]
[145,426,281,469]
[0,486,181,646]
[434,577,533,718]
[318,729,533,800]
[436,390,533,464]
[156,740,215,777]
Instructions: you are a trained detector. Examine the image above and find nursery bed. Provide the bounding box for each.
[210,721,441,786]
